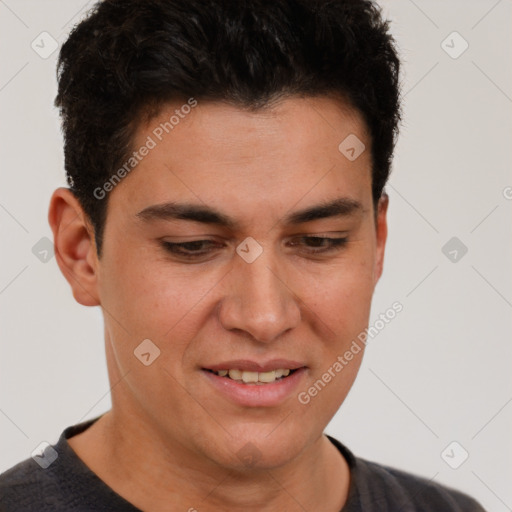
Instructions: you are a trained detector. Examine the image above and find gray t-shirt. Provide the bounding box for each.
[0,415,486,511]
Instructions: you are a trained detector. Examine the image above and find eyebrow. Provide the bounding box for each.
[136,197,364,229]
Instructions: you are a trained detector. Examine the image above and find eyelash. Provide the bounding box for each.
[161,236,348,259]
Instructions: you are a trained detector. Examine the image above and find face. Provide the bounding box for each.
[55,95,387,470]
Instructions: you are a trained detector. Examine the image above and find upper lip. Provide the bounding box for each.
[204,359,306,373]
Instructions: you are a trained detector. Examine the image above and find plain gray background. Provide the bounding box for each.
[1,1,511,510]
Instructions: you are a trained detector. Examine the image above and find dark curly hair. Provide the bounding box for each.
[55,0,402,257]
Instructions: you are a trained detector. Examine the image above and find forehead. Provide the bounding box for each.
[111,95,373,226]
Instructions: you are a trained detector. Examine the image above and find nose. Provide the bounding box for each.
[218,248,301,344]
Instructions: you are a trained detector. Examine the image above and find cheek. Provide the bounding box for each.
[100,239,183,328]
[99,246,225,367]
[294,269,371,427]
[99,255,207,406]
[304,258,375,337]
[296,352,363,426]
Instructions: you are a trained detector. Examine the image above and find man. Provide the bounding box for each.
[0,0,485,510]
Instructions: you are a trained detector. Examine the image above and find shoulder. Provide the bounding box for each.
[326,435,486,512]
[359,457,485,511]
[0,417,106,512]
[0,455,62,511]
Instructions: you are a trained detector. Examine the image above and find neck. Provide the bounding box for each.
[68,409,351,511]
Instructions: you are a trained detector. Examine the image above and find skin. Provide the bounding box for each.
[48,95,388,511]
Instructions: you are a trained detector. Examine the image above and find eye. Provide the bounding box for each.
[288,236,348,254]
[161,235,348,261]
[161,240,222,259]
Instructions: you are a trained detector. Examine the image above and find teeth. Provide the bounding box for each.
[216,368,294,384]
[228,369,243,380]
[258,371,276,383]
[241,371,258,383]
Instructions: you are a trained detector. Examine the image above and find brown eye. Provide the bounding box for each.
[289,236,348,254]
[161,240,221,258]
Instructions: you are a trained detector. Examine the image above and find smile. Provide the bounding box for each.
[206,368,294,384]
[201,364,307,407]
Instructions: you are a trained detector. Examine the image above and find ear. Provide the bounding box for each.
[373,192,389,286]
[48,187,100,306]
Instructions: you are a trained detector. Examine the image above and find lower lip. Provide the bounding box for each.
[202,368,307,407]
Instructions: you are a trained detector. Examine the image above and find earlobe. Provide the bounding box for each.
[48,187,101,307]
[374,193,389,285]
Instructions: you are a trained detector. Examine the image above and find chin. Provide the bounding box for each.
[212,429,309,472]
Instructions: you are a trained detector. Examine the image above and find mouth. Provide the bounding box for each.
[204,368,298,385]
[201,360,307,407]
